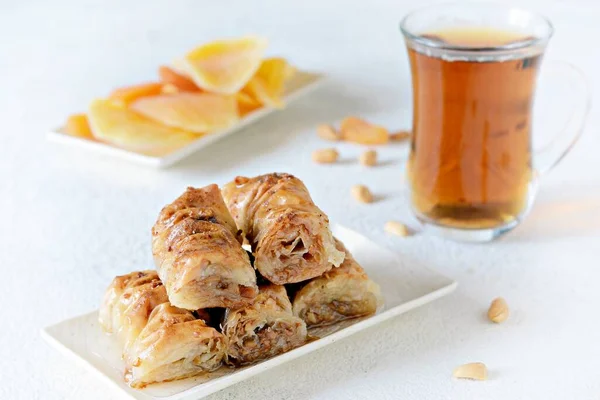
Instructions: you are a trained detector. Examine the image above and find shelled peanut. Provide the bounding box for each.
[314,116,411,146]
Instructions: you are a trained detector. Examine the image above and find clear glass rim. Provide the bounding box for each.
[400,2,554,53]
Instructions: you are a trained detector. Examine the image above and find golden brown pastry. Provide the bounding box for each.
[125,303,227,388]
[223,284,307,365]
[98,270,169,355]
[222,173,344,285]
[152,185,258,310]
[291,240,383,327]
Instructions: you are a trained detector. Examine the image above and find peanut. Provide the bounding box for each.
[317,124,341,141]
[384,221,409,237]
[453,362,488,380]
[341,117,389,145]
[352,185,373,203]
[487,297,509,323]
[359,150,377,166]
[390,130,411,141]
[312,148,339,164]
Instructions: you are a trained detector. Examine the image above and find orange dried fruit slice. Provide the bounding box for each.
[158,66,201,92]
[242,57,290,109]
[183,36,267,94]
[171,58,191,77]
[88,99,198,156]
[160,84,180,94]
[340,117,390,145]
[130,92,239,133]
[109,82,164,106]
[236,91,261,116]
[65,113,94,139]
[284,63,297,80]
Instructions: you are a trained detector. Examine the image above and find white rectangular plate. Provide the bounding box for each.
[42,225,456,400]
[47,71,324,168]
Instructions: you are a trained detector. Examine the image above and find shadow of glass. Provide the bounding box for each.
[506,188,600,242]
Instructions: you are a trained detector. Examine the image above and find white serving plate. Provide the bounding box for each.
[47,71,324,168]
[42,225,457,400]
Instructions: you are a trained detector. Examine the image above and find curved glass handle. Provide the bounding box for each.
[534,61,592,176]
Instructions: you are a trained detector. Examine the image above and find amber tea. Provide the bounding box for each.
[401,4,588,241]
[407,28,541,229]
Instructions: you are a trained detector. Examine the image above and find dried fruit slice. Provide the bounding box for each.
[158,66,201,92]
[88,99,198,156]
[130,93,239,133]
[183,36,267,94]
[236,91,261,116]
[171,58,191,77]
[340,117,389,145]
[160,84,180,94]
[283,62,297,80]
[65,113,94,139]
[109,83,164,106]
[242,58,291,108]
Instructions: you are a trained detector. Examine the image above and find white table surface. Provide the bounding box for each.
[2,0,600,399]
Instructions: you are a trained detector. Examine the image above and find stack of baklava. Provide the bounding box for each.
[98,173,383,388]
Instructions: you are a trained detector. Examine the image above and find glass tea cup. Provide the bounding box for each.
[400,3,590,242]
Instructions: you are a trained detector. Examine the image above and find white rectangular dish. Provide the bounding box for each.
[42,224,457,400]
[47,71,324,168]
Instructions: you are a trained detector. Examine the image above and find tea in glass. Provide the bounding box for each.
[407,28,540,229]
[401,4,590,242]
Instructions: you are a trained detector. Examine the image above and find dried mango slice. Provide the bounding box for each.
[340,117,389,145]
[158,66,201,92]
[242,58,290,109]
[171,58,191,77]
[160,84,180,94]
[130,93,239,133]
[65,113,94,139]
[283,63,297,80]
[88,99,198,156]
[109,83,164,106]
[236,91,262,116]
[183,36,267,94]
